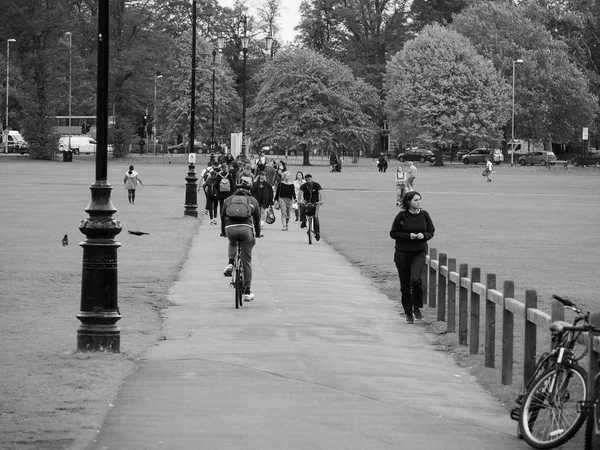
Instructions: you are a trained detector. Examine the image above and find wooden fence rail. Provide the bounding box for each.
[425,248,600,389]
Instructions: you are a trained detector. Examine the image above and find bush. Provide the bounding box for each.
[21,115,59,160]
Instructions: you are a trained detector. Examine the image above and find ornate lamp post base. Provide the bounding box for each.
[184,162,198,217]
[77,181,122,352]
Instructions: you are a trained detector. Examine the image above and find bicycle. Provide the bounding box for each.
[512,294,589,449]
[230,241,244,309]
[558,303,600,450]
[304,202,316,245]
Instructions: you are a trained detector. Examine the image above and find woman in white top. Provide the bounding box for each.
[395,166,406,207]
[484,158,493,182]
[123,165,143,204]
[292,171,305,222]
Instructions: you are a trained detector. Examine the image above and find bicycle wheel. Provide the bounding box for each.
[520,363,587,449]
[307,216,312,245]
[585,375,600,450]
[234,254,243,309]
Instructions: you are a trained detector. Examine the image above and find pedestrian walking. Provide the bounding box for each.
[292,171,305,222]
[123,165,143,204]
[406,161,417,191]
[274,171,296,231]
[251,171,274,229]
[389,191,435,324]
[395,165,407,207]
[217,163,234,215]
[484,158,493,182]
[202,170,219,225]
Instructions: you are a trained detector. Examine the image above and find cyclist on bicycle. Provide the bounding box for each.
[221,176,261,302]
[298,174,323,241]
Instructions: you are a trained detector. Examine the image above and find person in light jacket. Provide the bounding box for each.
[124,165,143,204]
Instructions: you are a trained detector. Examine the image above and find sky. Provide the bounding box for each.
[215,0,303,44]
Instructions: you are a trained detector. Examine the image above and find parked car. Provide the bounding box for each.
[518,151,557,166]
[571,154,600,166]
[167,141,204,153]
[462,148,503,165]
[397,148,435,163]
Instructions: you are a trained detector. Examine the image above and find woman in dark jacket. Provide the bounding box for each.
[251,171,274,228]
[389,191,435,324]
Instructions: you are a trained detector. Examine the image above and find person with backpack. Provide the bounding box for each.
[217,163,234,214]
[221,177,262,302]
[202,170,219,225]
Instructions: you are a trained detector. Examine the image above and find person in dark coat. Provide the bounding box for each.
[251,171,273,229]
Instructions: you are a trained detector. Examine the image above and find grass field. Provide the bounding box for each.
[0,153,599,449]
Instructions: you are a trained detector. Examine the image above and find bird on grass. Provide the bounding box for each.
[62,234,68,246]
[128,230,149,236]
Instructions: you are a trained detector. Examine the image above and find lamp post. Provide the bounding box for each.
[265,25,273,59]
[65,32,72,154]
[211,36,225,153]
[241,16,249,161]
[77,0,122,352]
[511,59,524,166]
[153,72,162,155]
[5,38,16,154]
[184,0,199,217]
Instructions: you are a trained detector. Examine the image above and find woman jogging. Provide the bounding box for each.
[389,191,435,324]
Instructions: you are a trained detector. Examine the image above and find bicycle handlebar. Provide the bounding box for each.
[553,294,576,309]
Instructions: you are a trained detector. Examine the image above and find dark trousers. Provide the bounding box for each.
[226,225,255,289]
[394,250,426,315]
[206,196,218,219]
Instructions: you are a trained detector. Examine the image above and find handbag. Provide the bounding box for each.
[265,206,276,224]
[292,201,298,210]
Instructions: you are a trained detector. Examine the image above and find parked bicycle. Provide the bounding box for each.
[558,302,600,450]
[511,294,589,449]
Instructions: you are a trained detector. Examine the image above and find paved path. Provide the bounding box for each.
[88,219,528,450]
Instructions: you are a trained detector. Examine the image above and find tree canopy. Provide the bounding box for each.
[384,24,511,156]
[248,47,379,164]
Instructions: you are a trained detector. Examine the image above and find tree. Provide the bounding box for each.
[297,0,412,92]
[384,24,511,165]
[452,2,599,147]
[248,48,379,165]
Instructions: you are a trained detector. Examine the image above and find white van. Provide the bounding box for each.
[508,139,544,156]
[59,135,97,155]
[1,130,29,154]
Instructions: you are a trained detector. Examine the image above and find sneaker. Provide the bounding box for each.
[300,222,306,228]
[223,264,233,277]
[405,314,415,324]
[204,209,209,215]
[315,233,320,241]
[413,308,423,321]
[243,289,254,302]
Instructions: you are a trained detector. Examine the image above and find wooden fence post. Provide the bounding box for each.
[523,290,537,385]
[447,258,457,333]
[458,264,469,346]
[437,253,447,322]
[502,280,515,385]
[485,273,496,368]
[470,267,481,355]
[428,248,437,308]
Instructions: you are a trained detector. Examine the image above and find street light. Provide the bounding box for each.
[153,72,162,155]
[511,59,524,166]
[5,38,16,154]
[265,26,273,59]
[184,0,199,217]
[65,32,72,154]
[211,37,224,152]
[241,16,249,161]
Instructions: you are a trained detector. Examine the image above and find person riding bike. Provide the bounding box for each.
[221,176,262,302]
[298,174,323,241]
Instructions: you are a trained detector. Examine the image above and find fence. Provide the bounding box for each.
[425,248,600,388]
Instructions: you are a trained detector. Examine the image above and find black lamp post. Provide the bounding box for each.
[241,16,249,161]
[184,0,198,217]
[211,36,225,152]
[76,0,122,352]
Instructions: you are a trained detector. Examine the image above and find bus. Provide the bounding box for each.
[51,116,97,137]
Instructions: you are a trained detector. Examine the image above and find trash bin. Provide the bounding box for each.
[63,150,72,162]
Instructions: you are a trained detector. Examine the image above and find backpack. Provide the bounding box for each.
[225,193,253,221]
[205,179,217,198]
[219,174,231,193]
